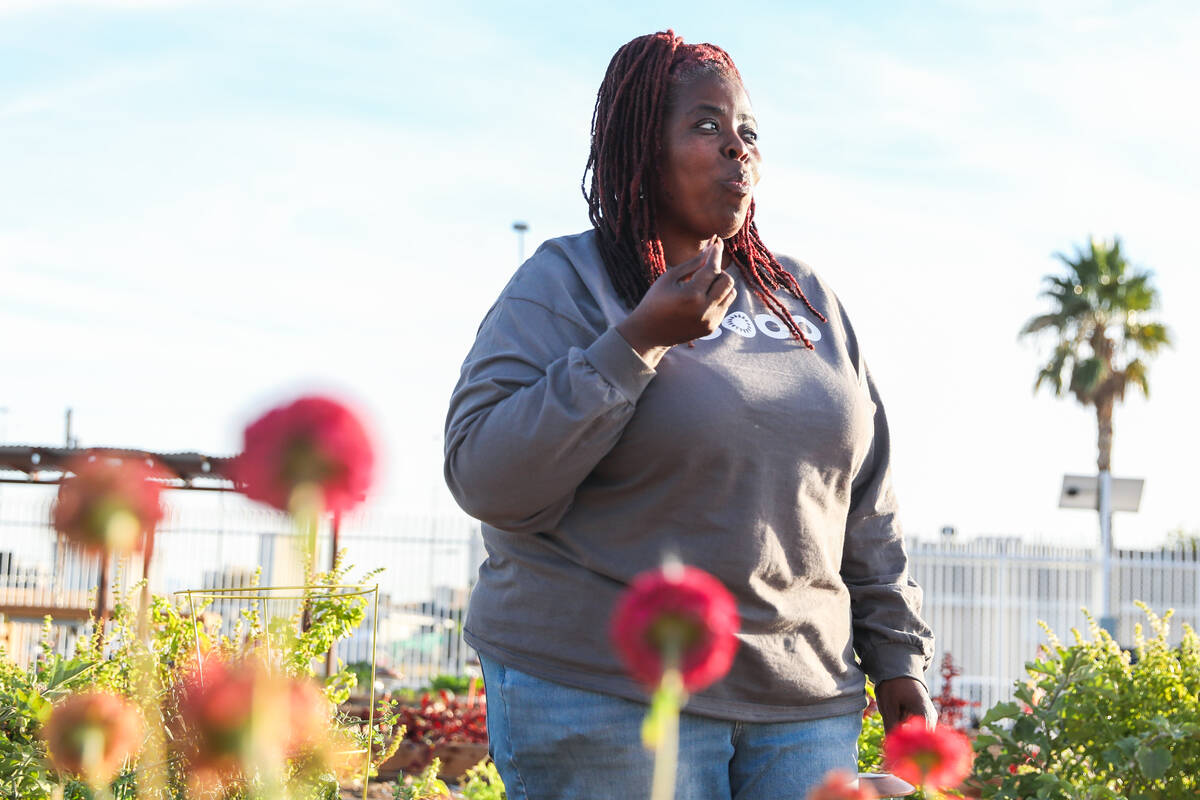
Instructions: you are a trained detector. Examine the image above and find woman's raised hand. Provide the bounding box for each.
[616,236,737,366]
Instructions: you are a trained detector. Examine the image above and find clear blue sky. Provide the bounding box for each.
[2,0,1197,546]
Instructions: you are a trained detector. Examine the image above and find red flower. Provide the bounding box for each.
[52,453,164,555]
[176,657,331,775]
[807,770,879,800]
[933,652,978,729]
[883,716,974,790]
[610,564,739,692]
[233,395,375,514]
[177,658,265,774]
[41,691,144,786]
[286,676,334,754]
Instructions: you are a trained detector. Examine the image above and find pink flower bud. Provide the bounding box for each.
[233,395,375,514]
[52,454,164,555]
[41,691,144,786]
[610,564,739,693]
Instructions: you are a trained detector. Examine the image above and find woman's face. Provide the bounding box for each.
[655,72,761,259]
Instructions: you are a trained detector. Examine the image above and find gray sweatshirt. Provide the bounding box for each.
[445,230,934,722]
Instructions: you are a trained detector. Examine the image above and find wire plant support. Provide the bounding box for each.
[175,582,382,800]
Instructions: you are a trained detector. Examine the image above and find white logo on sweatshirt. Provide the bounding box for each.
[722,311,756,337]
[698,311,822,343]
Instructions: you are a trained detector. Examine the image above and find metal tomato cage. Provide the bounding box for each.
[177,582,382,799]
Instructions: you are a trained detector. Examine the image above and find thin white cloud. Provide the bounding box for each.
[0,61,187,117]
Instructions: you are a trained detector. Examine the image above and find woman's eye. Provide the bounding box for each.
[742,128,759,143]
[697,119,719,131]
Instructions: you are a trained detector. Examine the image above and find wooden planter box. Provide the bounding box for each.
[377,740,490,782]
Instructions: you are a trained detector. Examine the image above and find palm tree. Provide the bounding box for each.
[1021,236,1171,471]
[1020,235,1171,628]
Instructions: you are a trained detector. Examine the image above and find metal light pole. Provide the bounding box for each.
[1098,470,1114,634]
[1059,474,1143,636]
[512,221,529,264]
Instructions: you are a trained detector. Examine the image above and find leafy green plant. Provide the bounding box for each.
[344,661,375,693]
[283,555,384,690]
[459,760,505,800]
[0,642,97,799]
[0,552,396,800]
[427,674,472,695]
[970,603,1200,799]
[393,757,451,799]
[857,680,885,774]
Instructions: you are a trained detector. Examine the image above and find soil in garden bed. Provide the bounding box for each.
[340,778,475,799]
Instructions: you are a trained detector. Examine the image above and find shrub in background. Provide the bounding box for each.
[969,603,1200,799]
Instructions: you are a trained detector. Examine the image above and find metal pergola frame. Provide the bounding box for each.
[0,444,237,490]
[0,445,239,625]
[0,444,349,674]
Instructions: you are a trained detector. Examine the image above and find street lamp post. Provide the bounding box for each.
[512,221,529,265]
[1059,474,1144,636]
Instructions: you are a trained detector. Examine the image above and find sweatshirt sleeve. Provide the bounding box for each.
[444,295,656,533]
[840,363,936,688]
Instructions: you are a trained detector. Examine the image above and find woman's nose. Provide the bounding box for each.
[725,135,750,161]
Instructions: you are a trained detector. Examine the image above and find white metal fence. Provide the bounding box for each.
[0,485,482,689]
[909,536,1200,718]
[4,481,1198,713]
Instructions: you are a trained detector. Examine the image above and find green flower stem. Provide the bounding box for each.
[646,634,687,800]
[132,644,168,800]
[289,483,324,645]
[648,666,683,800]
[80,727,115,800]
[245,670,286,800]
[288,483,323,577]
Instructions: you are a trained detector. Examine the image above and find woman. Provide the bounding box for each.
[444,31,935,800]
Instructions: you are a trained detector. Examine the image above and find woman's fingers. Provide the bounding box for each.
[706,270,735,303]
[618,236,740,349]
[691,238,725,289]
[673,236,723,285]
[716,285,737,314]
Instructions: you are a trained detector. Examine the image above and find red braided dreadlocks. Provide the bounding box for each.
[582,31,827,348]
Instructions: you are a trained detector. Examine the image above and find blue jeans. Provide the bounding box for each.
[479,655,861,800]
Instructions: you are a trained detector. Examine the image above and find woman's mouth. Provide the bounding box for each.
[720,177,753,196]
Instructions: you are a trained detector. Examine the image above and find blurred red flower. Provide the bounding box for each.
[610,564,739,692]
[883,716,973,790]
[177,657,332,776]
[233,395,374,514]
[52,453,164,555]
[41,691,144,786]
[177,658,267,775]
[807,770,879,800]
[287,676,334,754]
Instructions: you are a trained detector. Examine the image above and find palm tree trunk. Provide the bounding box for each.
[1096,396,1114,473]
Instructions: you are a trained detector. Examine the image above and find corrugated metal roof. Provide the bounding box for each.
[0,445,236,489]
